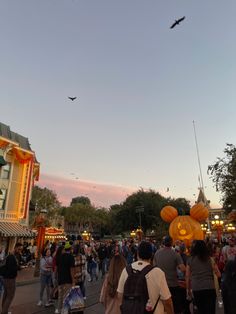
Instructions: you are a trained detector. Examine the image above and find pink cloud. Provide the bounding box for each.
[36,173,137,208]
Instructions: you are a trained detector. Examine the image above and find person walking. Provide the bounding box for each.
[74,251,86,299]
[186,240,221,314]
[98,242,108,278]
[153,236,185,314]
[0,245,5,299]
[1,243,23,314]
[221,257,236,314]
[37,248,53,307]
[118,241,174,314]
[222,238,236,263]
[100,254,126,314]
[57,242,75,313]
[88,254,98,282]
[53,245,64,314]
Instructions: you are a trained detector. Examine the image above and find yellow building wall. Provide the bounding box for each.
[0,139,38,225]
[6,157,23,213]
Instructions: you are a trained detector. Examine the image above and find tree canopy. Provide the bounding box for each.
[30,186,61,226]
[208,144,236,212]
[107,190,190,236]
[70,196,91,206]
[30,186,191,239]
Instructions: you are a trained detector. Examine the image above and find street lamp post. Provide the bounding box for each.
[201,223,208,237]
[136,227,143,242]
[135,206,144,231]
[225,223,236,233]
[34,209,48,277]
[211,215,224,243]
[130,230,136,238]
[82,230,90,241]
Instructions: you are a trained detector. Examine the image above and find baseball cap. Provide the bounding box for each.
[64,242,72,250]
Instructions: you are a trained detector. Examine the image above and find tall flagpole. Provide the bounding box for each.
[193,120,204,190]
[192,120,210,232]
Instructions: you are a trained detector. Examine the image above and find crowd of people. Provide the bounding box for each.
[0,235,235,314]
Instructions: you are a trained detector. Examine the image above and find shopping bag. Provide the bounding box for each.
[62,286,85,314]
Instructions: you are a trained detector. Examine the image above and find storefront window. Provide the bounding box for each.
[0,163,11,179]
[0,189,7,210]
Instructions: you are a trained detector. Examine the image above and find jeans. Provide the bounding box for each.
[39,273,52,303]
[77,281,86,298]
[100,258,107,276]
[0,276,4,298]
[2,278,16,314]
[193,289,216,314]
[169,286,184,314]
[90,267,97,281]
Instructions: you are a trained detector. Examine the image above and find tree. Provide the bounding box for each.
[30,186,61,226]
[115,189,167,233]
[64,202,102,233]
[168,197,191,214]
[107,204,124,235]
[94,208,110,237]
[105,190,191,239]
[70,196,91,206]
[208,144,236,212]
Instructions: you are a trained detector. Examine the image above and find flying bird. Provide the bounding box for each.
[68,97,77,101]
[170,16,185,29]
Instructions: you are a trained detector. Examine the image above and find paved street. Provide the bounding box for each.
[3,267,224,314]
[11,276,104,314]
[11,280,225,314]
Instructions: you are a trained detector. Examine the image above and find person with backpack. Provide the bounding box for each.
[117,241,174,314]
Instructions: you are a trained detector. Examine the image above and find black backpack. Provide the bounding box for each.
[121,264,159,314]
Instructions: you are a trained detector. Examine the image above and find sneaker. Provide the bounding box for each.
[55,309,59,314]
[37,300,42,306]
[45,303,52,307]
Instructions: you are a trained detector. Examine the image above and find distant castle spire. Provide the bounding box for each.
[197,187,210,208]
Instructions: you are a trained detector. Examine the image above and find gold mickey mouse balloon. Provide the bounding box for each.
[161,203,209,247]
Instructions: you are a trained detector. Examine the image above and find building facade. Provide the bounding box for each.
[0,122,39,252]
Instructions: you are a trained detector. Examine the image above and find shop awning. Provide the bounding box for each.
[0,156,7,167]
[0,222,35,238]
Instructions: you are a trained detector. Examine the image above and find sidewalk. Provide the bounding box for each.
[16,266,39,286]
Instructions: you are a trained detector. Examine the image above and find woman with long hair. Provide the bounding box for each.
[37,248,53,307]
[100,254,126,314]
[186,240,221,314]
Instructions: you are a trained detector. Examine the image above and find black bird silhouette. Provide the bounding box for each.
[68,97,77,101]
[170,16,185,29]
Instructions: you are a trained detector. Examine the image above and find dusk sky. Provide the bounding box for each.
[1,1,235,208]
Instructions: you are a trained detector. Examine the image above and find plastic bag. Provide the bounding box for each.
[62,286,85,314]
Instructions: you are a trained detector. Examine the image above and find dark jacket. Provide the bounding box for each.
[4,254,18,279]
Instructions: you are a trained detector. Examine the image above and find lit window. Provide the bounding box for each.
[0,189,7,210]
[0,163,11,179]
